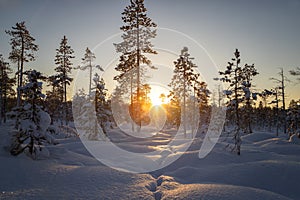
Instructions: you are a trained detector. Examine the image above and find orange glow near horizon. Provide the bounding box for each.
[148,84,170,106]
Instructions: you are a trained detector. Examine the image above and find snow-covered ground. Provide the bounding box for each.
[0,122,299,199]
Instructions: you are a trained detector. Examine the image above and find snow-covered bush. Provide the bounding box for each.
[8,70,57,159]
[73,94,103,140]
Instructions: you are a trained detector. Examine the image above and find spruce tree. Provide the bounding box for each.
[10,69,56,158]
[219,49,244,155]
[219,49,259,154]
[6,21,38,106]
[114,0,157,129]
[54,35,75,125]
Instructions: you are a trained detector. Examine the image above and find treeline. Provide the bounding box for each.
[1,0,299,158]
[0,21,110,157]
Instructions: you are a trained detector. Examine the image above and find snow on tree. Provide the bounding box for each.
[9,69,57,159]
[76,47,103,95]
[5,21,38,107]
[240,64,259,134]
[93,73,113,135]
[114,0,157,130]
[219,49,258,155]
[54,35,75,125]
[168,47,206,137]
[73,89,106,141]
[0,55,16,124]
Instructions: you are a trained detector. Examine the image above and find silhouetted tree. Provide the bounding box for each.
[270,68,289,134]
[54,35,75,125]
[6,21,38,106]
[114,0,157,129]
[130,83,152,125]
[219,49,243,155]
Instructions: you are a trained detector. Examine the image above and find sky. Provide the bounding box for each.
[0,0,300,105]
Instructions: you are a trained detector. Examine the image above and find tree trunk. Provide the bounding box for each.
[136,10,141,131]
[234,64,241,155]
[89,60,92,95]
[18,37,25,107]
[183,65,187,138]
[281,69,287,134]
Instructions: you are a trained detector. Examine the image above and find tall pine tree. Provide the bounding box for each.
[114,0,157,130]
[54,35,75,125]
[6,21,38,106]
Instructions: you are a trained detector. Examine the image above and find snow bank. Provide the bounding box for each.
[1,123,300,199]
[161,183,291,200]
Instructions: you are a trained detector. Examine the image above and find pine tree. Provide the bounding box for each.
[169,47,201,137]
[220,50,258,154]
[219,49,244,155]
[76,47,103,95]
[0,55,16,123]
[54,35,75,125]
[9,69,56,158]
[114,0,157,129]
[6,21,38,106]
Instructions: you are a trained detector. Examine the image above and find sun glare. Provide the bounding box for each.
[148,84,170,106]
[150,95,163,106]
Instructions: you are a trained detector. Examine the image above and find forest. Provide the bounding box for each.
[0,0,300,199]
[0,2,299,157]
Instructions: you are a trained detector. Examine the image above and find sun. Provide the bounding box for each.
[150,95,163,106]
[148,84,170,106]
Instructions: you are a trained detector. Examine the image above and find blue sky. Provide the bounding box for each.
[0,0,300,103]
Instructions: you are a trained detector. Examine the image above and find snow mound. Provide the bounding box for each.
[161,183,291,200]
